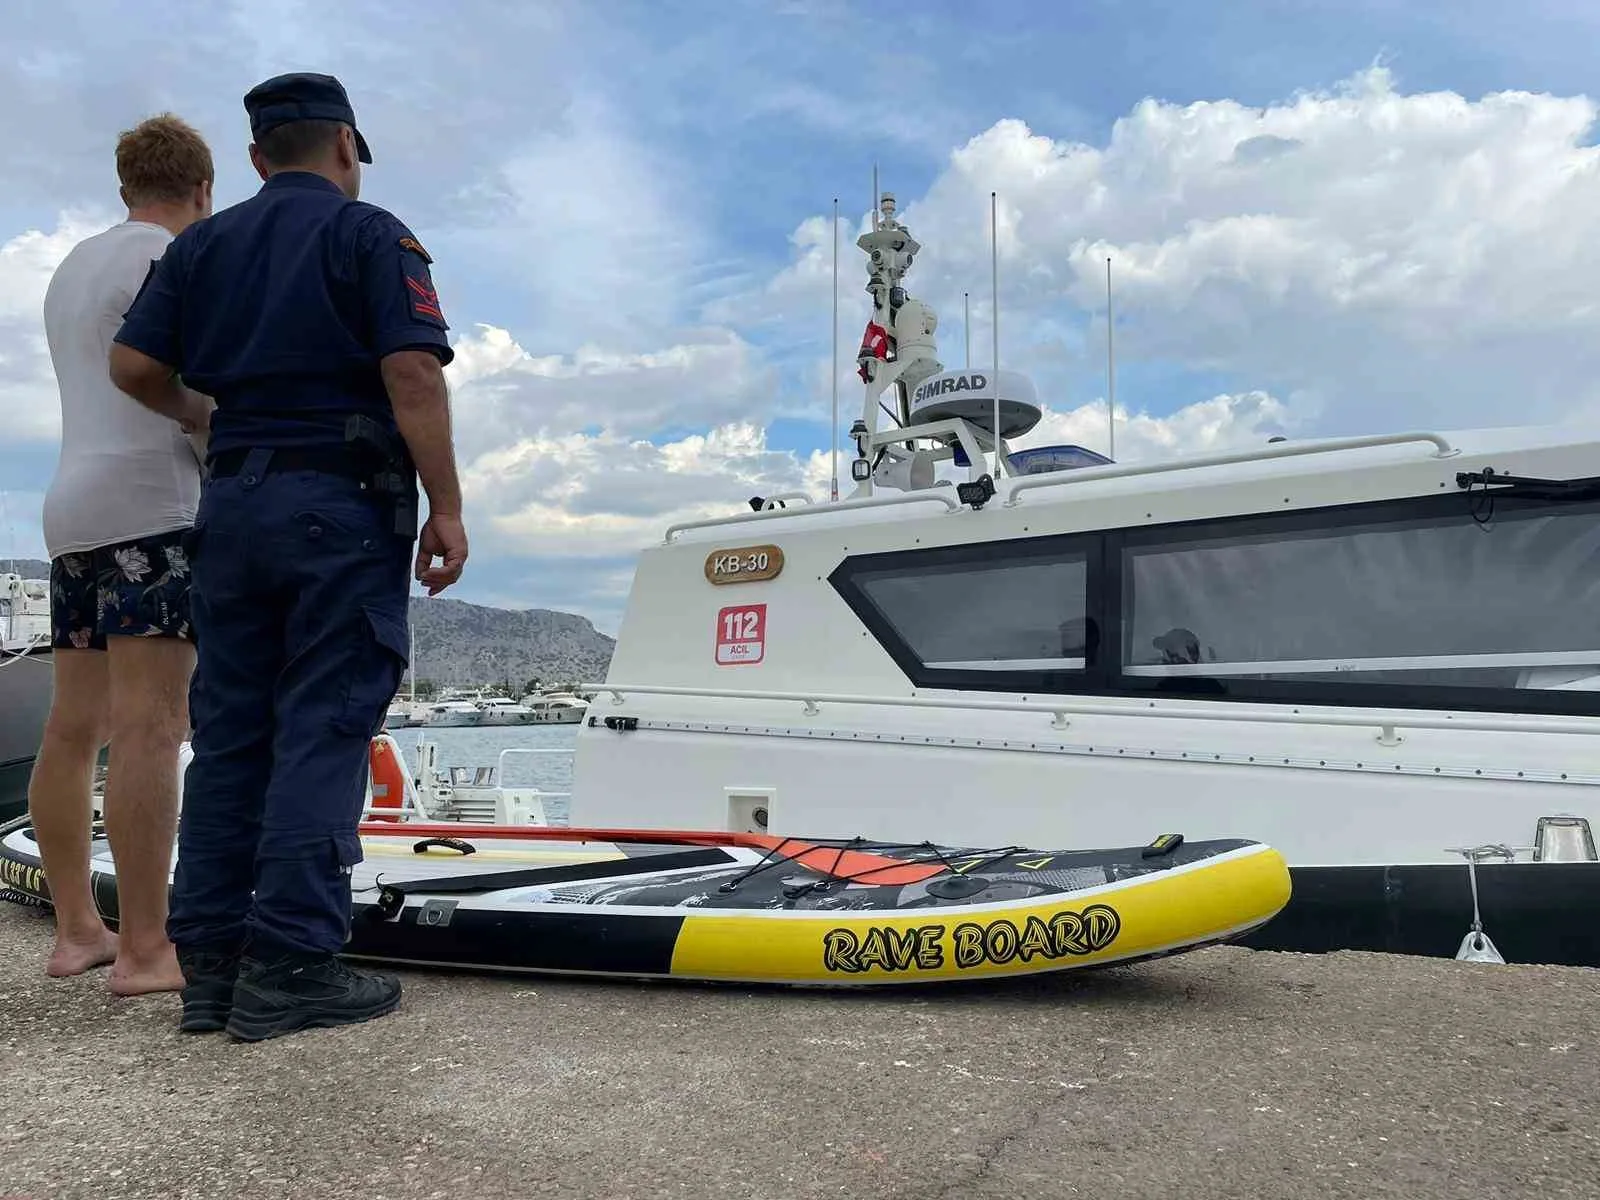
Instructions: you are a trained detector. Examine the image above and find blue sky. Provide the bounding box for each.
[4,0,1600,632]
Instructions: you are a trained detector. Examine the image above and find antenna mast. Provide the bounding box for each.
[831,197,840,502]
[1106,255,1116,460]
[990,191,1003,479]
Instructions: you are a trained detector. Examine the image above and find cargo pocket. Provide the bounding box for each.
[333,830,365,877]
[333,604,412,738]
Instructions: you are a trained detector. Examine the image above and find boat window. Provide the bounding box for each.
[1120,499,1600,699]
[831,540,1091,682]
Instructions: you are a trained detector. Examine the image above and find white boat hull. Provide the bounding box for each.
[0,646,51,819]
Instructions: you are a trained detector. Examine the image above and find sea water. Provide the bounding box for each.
[391,722,578,822]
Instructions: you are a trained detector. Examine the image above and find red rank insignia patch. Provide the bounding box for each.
[406,273,444,322]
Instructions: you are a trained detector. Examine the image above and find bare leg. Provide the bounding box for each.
[103,635,195,996]
[27,648,116,976]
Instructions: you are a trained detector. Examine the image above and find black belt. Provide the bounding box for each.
[209,447,372,482]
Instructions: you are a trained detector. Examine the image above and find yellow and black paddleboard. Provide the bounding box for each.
[0,816,1290,986]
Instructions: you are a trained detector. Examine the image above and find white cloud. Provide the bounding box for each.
[445,324,780,456]
[752,67,1600,434]
[460,419,828,561]
[0,211,117,445]
[1016,390,1296,462]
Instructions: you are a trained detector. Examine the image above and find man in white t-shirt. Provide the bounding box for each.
[30,113,216,995]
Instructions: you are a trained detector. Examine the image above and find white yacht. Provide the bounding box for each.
[383,698,420,730]
[525,692,588,725]
[421,698,485,728]
[564,188,1600,968]
[0,573,52,822]
[475,697,536,726]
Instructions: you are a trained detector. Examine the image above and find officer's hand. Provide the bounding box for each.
[416,512,468,595]
[177,390,214,434]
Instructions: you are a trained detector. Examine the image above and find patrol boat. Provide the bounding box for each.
[0,573,51,822]
[562,187,1600,968]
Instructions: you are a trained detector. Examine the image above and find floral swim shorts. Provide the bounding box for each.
[50,527,195,650]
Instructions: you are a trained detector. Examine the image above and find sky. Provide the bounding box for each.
[4,0,1600,633]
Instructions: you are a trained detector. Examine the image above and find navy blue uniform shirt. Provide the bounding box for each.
[114,171,453,456]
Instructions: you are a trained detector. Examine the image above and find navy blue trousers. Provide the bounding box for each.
[167,455,413,959]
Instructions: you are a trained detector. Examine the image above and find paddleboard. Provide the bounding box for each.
[0,816,1291,986]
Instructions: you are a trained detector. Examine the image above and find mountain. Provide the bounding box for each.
[405,596,614,692]
[3,555,614,689]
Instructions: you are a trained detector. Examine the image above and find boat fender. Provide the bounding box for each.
[1141,833,1185,859]
[413,836,476,856]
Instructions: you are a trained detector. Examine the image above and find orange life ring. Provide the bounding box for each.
[368,738,407,822]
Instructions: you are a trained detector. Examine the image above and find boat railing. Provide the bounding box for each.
[1002,430,1460,507]
[581,680,1600,746]
[660,431,1464,541]
[662,488,961,543]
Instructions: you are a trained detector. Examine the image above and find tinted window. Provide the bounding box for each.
[846,548,1089,673]
[1122,503,1600,692]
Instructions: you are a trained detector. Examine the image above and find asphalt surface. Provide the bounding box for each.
[1,900,1597,1200]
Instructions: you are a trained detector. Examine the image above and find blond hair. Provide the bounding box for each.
[115,113,214,206]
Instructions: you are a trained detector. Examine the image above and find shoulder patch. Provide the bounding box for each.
[398,235,432,263]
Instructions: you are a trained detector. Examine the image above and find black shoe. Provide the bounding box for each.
[223,952,401,1043]
[177,949,241,1034]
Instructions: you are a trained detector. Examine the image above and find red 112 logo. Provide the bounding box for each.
[715,604,766,666]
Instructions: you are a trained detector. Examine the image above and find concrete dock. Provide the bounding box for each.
[1,900,1596,1200]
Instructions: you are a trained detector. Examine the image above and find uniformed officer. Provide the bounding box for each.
[108,72,469,1042]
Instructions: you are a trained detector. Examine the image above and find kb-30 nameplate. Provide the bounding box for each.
[705,544,784,585]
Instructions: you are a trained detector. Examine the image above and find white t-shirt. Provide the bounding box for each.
[41,219,201,559]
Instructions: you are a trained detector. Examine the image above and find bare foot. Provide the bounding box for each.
[46,927,120,977]
[108,944,186,996]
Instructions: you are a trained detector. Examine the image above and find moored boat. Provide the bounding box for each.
[559,184,1600,967]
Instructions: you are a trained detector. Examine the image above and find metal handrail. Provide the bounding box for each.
[754,492,815,509]
[580,680,1600,741]
[1001,431,1460,507]
[663,489,961,542]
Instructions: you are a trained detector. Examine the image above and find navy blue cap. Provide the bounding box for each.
[243,72,372,164]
